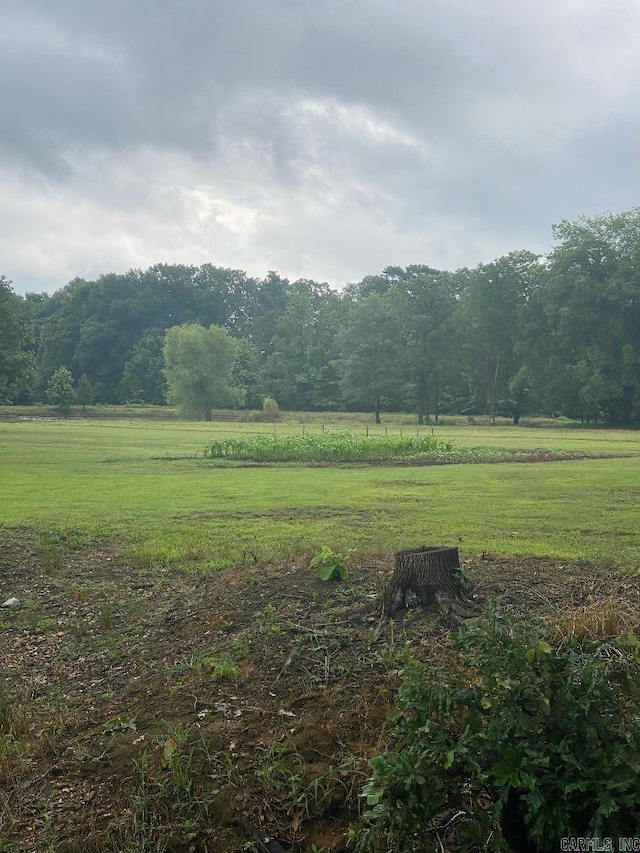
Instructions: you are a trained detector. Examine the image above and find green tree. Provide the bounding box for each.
[163,324,242,420]
[260,280,343,410]
[459,251,541,422]
[76,374,94,411]
[524,208,640,424]
[119,329,166,404]
[46,366,75,412]
[387,268,460,423]
[338,293,406,423]
[0,276,35,404]
[261,395,281,421]
[508,365,530,425]
[34,264,262,404]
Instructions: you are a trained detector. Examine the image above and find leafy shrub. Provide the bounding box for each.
[46,365,75,412]
[262,396,281,422]
[355,605,640,851]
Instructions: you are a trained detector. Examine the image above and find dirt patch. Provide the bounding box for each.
[1,532,640,851]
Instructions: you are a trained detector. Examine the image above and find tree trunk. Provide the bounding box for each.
[417,371,428,425]
[487,350,500,424]
[382,546,474,625]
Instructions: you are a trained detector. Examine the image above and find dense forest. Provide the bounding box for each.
[2,208,640,425]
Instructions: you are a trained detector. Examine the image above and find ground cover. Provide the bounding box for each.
[2,532,640,852]
[2,416,640,849]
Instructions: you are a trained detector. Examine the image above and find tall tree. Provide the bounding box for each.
[525,209,640,424]
[459,251,541,422]
[387,268,460,423]
[46,366,75,412]
[0,276,35,403]
[260,280,343,410]
[338,293,406,422]
[119,329,167,404]
[163,324,242,420]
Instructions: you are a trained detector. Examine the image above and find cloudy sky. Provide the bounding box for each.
[2,0,640,295]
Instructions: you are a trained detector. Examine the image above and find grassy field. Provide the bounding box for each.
[2,414,640,851]
[1,416,640,569]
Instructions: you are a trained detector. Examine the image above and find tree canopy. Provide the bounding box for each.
[162,323,242,421]
[0,275,34,404]
[4,206,640,424]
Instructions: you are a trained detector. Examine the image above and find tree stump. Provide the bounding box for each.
[382,545,474,625]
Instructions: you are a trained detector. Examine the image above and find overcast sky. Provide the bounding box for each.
[2,0,640,295]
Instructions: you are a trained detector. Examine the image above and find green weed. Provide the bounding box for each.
[310,546,351,580]
[181,652,240,682]
[37,531,65,572]
[116,725,215,851]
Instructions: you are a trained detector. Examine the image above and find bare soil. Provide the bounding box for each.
[1,531,640,852]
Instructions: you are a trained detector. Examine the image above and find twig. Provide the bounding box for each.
[274,643,300,683]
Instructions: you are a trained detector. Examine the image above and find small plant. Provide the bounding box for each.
[255,604,282,635]
[103,716,137,735]
[121,730,214,851]
[185,652,240,681]
[38,530,65,572]
[310,546,350,581]
[98,602,113,628]
[46,365,75,413]
[262,395,281,422]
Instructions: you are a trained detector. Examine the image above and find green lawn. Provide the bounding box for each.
[1,417,639,570]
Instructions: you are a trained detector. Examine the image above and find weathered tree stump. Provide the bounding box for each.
[382,545,474,625]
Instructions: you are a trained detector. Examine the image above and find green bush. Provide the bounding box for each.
[46,365,75,412]
[355,605,640,851]
[262,395,281,422]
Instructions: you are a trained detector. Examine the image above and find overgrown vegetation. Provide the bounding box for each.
[356,605,640,851]
[203,430,455,462]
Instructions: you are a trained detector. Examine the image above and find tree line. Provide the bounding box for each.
[2,207,640,425]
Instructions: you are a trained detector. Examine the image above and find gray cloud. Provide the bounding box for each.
[2,0,640,293]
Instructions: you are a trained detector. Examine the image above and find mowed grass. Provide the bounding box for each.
[1,417,640,570]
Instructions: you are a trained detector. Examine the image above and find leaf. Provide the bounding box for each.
[310,546,333,568]
[492,745,527,787]
[317,563,338,581]
[163,737,177,764]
